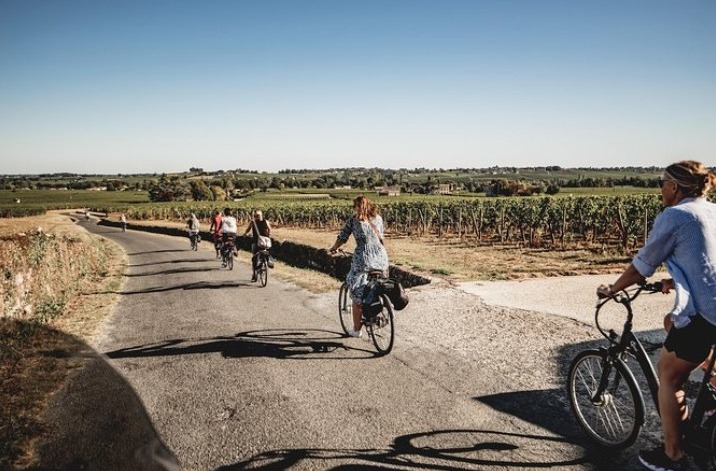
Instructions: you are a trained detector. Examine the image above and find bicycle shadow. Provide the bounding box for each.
[105,329,377,360]
[214,428,590,470]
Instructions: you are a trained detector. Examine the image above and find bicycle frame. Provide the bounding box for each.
[595,293,660,415]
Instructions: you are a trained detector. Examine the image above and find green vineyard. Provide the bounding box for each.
[108,194,671,251]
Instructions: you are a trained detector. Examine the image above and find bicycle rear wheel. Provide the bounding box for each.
[367,294,394,355]
[338,283,352,335]
[568,349,644,448]
[258,257,268,287]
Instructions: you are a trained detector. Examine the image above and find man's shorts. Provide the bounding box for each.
[664,314,716,363]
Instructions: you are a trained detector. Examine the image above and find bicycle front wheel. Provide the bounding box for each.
[338,283,352,335]
[367,294,395,355]
[568,349,644,448]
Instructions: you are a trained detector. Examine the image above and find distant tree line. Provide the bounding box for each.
[2,166,677,202]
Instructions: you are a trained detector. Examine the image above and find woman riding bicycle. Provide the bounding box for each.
[597,160,716,471]
[242,210,272,282]
[329,195,389,338]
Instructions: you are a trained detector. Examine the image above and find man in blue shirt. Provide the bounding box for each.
[598,160,716,471]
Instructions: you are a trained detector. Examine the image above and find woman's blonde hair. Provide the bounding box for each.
[664,160,716,197]
[353,195,378,221]
[253,210,263,220]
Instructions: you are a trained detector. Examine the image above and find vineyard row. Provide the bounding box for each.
[102,194,689,251]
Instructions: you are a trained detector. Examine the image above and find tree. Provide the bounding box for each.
[148,177,191,202]
[545,183,560,195]
[210,185,227,201]
[190,180,213,201]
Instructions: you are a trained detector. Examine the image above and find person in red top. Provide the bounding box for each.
[208,209,223,258]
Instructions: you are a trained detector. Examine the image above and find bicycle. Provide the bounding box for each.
[253,249,270,287]
[567,281,716,467]
[220,235,236,270]
[338,273,395,355]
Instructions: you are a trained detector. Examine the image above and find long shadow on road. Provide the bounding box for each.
[93,280,249,295]
[105,329,378,360]
[124,267,222,277]
[127,249,187,256]
[214,428,589,470]
[127,258,216,268]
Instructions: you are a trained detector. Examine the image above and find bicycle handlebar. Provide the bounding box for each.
[600,280,663,306]
[594,280,665,343]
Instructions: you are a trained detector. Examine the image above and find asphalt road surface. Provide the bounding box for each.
[45,220,683,470]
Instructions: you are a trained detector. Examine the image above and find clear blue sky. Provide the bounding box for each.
[1,0,714,174]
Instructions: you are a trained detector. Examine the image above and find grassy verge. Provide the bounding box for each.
[0,212,126,468]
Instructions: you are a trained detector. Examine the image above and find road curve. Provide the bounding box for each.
[41,220,667,470]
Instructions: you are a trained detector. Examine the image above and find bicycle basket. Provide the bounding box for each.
[382,278,409,310]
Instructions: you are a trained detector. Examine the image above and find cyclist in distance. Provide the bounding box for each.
[221,207,238,256]
[329,195,389,338]
[119,213,127,231]
[597,160,716,471]
[242,210,271,282]
[209,209,223,258]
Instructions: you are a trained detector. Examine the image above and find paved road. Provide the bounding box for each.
[46,220,676,470]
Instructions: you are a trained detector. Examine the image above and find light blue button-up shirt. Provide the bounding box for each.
[632,197,716,328]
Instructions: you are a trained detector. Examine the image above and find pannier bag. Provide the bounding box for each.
[382,278,409,310]
[257,235,272,250]
[361,279,383,318]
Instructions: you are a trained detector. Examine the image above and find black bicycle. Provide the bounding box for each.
[220,236,236,270]
[254,250,270,287]
[567,281,716,467]
[338,273,395,355]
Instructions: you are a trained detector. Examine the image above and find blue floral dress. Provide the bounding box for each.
[337,215,389,304]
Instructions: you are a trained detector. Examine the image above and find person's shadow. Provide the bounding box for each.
[1,319,181,471]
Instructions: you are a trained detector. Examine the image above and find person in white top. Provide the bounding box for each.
[220,208,237,235]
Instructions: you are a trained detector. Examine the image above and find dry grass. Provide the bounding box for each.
[0,211,125,468]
